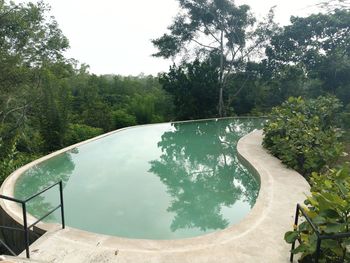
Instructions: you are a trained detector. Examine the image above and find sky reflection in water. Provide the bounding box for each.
[15,118,264,239]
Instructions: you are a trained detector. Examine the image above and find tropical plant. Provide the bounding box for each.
[0,137,17,182]
[63,124,103,146]
[160,60,220,120]
[112,110,137,129]
[267,9,350,105]
[152,0,276,116]
[263,96,343,176]
[341,104,350,129]
[285,164,350,262]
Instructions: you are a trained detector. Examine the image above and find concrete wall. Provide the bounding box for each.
[0,205,44,255]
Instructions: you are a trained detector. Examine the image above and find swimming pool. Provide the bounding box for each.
[14,118,264,240]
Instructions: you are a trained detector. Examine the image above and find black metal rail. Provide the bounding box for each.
[0,181,65,258]
[290,204,350,263]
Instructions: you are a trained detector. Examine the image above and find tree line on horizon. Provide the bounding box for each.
[0,0,349,181]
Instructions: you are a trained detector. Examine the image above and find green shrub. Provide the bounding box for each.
[112,110,137,129]
[64,124,103,146]
[0,137,17,182]
[128,94,157,124]
[341,104,350,129]
[285,165,350,262]
[263,96,343,176]
[0,137,40,183]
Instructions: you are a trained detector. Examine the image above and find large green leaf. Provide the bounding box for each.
[285,231,299,244]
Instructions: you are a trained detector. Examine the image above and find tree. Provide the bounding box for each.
[160,60,219,120]
[266,9,350,104]
[37,63,73,151]
[315,0,350,12]
[152,0,275,116]
[0,0,69,148]
[149,119,261,232]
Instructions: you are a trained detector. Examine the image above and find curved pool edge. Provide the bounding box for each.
[0,117,263,234]
[0,124,141,232]
[0,129,311,262]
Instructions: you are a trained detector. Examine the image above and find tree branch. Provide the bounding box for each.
[191,38,218,50]
[203,24,221,44]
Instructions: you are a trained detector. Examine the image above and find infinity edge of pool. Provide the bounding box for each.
[0,117,265,247]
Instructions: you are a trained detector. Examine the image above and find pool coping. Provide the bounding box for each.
[0,116,264,233]
[1,124,310,262]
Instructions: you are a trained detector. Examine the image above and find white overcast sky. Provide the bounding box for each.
[16,0,321,76]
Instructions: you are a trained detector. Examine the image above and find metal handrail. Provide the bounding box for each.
[0,180,65,258]
[290,204,350,263]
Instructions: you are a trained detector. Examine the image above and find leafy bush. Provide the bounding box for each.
[263,96,343,176]
[128,94,158,124]
[112,110,137,129]
[81,102,113,132]
[341,104,350,129]
[64,124,103,146]
[0,137,18,182]
[0,137,40,183]
[285,165,350,262]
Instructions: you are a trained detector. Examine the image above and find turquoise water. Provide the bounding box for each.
[14,118,264,239]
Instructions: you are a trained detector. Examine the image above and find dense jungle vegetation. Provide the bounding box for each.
[1,0,350,261]
[0,0,349,185]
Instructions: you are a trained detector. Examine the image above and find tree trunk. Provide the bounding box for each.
[218,30,225,117]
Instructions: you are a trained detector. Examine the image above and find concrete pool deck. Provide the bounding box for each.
[1,130,310,263]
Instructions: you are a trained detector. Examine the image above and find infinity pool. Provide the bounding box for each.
[14,118,263,239]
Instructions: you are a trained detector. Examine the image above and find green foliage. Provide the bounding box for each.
[285,165,350,262]
[0,137,17,182]
[152,0,257,59]
[267,9,350,105]
[160,60,219,120]
[38,65,72,151]
[263,96,343,176]
[63,124,103,146]
[81,101,113,132]
[341,104,350,129]
[129,94,157,124]
[112,110,137,129]
[0,0,176,185]
[0,0,70,146]
[70,73,172,129]
[0,136,40,183]
[152,0,276,116]
[1,0,349,191]
[16,126,45,154]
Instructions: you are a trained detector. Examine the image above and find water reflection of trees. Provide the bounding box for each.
[15,149,77,221]
[149,118,263,233]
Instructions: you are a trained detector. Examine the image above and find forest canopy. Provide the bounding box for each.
[0,0,349,182]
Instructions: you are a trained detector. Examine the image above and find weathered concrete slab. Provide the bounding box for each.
[11,130,309,263]
[0,255,44,262]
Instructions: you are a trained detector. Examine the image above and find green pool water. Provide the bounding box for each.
[14,118,264,240]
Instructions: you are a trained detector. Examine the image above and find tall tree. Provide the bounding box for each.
[315,0,350,12]
[152,0,275,116]
[267,9,350,104]
[0,0,69,141]
[160,60,219,120]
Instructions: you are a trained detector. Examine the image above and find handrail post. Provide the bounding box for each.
[0,181,65,258]
[290,204,300,262]
[315,238,321,263]
[21,202,30,259]
[59,181,65,229]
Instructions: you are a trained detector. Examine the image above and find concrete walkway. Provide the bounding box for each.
[5,130,309,263]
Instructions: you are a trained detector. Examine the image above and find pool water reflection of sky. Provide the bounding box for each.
[15,118,264,239]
